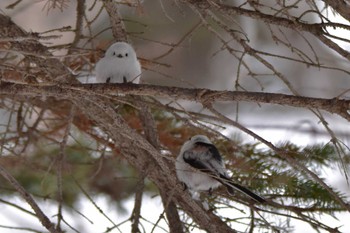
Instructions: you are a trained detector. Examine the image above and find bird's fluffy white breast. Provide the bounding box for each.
[95,42,141,84]
[95,57,141,83]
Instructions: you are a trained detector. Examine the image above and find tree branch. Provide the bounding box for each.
[323,0,350,22]
[188,0,350,61]
[102,0,128,42]
[72,94,237,232]
[0,163,60,233]
[0,82,349,120]
[131,173,144,233]
[0,14,76,83]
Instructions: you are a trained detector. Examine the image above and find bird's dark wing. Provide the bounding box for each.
[182,154,213,174]
[182,142,225,178]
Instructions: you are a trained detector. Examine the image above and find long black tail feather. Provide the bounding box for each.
[219,174,266,203]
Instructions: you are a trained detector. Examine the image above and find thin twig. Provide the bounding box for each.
[131,173,145,233]
[56,105,76,230]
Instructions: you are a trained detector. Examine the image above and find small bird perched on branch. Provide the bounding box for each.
[176,135,265,205]
[95,42,141,84]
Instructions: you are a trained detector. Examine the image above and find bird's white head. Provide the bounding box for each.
[190,135,212,144]
[180,135,212,155]
[104,42,137,60]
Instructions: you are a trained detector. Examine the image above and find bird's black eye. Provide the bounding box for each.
[112,52,116,56]
[125,53,128,57]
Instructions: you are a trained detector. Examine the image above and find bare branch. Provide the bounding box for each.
[189,0,350,60]
[0,82,349,120]
[56,105,75,231]
[323,0,350,22]
[0,14,76,83]
[0,163,60,233]
[102,0,128,42]
[131,173,144,233]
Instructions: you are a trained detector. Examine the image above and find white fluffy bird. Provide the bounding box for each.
[176,135,265,203]
[95,42,141,84]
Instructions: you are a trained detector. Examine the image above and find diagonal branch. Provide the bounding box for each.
[0,163,60,233]
[206,104,350,212]
[323,0,350,22]
[72,94,237,232]
[102,0,128,42]
[188,0,350,61]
